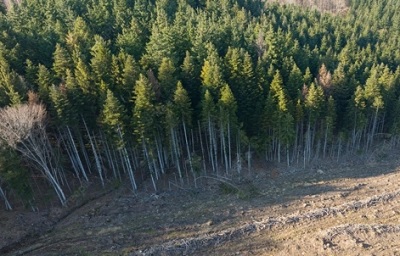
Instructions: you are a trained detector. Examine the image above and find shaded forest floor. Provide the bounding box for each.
[2,143,400,255]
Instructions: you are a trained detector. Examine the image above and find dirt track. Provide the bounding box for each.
[2,146,400,255]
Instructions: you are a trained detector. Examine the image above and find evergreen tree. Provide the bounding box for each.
[181,50,201,114]
[218,83,238,170]
[90,35,112,86]
[65,17,93,63]
[116,18,148,60]
[100,89,127,149]
[317,63,332,96]
[133,74,157,142]
[24,59,38,87]
[269,71,295,163]
[0,53,22,106]
[36,64,53,103]
[141,9,176,70]
[200,43,225,96]
[287,63,304,101]
[158,57,177,102]
[173,81,192,125]
[52,43,72,81]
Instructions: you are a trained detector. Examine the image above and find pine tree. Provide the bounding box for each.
[225,47,262,136]
[201,89,218,173]
[364,68,384,149]
[90,35,112,86]
[269,71,295,164]
[173,81,192,125]
[52,43,72,81]
[0,53,22,106]
[25,59,38,87]
[100,89,127,149]
[74,57,99,124]
[36,64,53,103]
[140,9,176,70]
[287,63,304,101]
[116,53,139,108]
[158,57,177,102]
[181,50,201,114]
[200,44,225,96]
[65,17,93,63]
[303,67,313,86]
[304,82,324,161]
[218,83,238,171]
[86,0,114,40]
[132,74,160,190]
[323,96,336,157]
[133,74,157,142]
[116,17,148,60]
[317,64,332,96]
[349,85,367,150]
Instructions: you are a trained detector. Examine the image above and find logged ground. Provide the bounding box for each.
[2,144,400,256]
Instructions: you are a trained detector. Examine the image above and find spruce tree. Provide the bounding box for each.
[133,74,157,142]
[90,35,112,86]
[158,57,177,102]
[0,54,22,106]
[36,64,53,103]
[100,89,127,149]
[52,43,72,81]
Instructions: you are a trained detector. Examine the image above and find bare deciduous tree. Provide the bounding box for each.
[0,103,66,206]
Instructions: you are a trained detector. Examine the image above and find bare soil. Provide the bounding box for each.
[2,145,400,256]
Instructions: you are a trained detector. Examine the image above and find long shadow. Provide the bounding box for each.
[3,149,400,255]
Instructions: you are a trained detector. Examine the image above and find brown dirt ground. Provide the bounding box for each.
[1,145,400,256]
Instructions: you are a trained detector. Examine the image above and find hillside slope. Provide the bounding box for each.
[2,147,400,255]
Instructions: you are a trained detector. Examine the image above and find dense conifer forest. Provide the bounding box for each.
[0,0,399,209]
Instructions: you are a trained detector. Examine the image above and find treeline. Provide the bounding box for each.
[266,0,349,13]
[0,0,399,209]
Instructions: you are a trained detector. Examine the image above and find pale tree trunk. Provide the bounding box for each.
[236,129,241,174]
[0,184,12,210]
[198,121,207,174]
[0,104,67,206]
[227,121,232,170]
[102,134,119,180]
[183,121,196,187]
[208,115,216,173]
[59,129,81,182]
[155,132,165,175]
[66,126,88,181]
[220,120,228,174]
[247,143,251,174]
[170,126,183,182]
[368,108,379,150]
[78,133,92,173]
[142,138,157,192]
[83,118,104,187]
[117,128,137,190]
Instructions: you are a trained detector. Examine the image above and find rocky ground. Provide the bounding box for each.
[1,145,400,255]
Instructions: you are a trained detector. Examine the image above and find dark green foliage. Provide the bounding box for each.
[99,89,127,149]
[0,149,33,204]
[0,0,399,206]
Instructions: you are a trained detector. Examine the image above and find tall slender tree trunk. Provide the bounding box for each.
[171,127,183,182]
[0,184,12,210]
[183,121,195,186]
[83,119,104,187]
[142,138,157,191]
[369,108,379,149]
[66,126,88,181]
[198,121,207,174]
[208,115,216,173]
[227,121,232,170]
[323,123,329,158]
